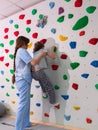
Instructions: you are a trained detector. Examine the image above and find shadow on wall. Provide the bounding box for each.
[41,37,72,124]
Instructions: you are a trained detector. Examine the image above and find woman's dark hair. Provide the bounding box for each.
[12,36,30,84]
[33,41,44,52]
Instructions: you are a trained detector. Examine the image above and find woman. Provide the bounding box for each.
[12,36,46,130]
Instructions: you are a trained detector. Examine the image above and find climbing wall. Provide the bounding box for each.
[0,0,98,130]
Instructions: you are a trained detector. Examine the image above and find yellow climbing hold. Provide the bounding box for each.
[73,106,80,110]
[11,100,15,104]
[30,111,34,115]
[27,42,33,48]
[59,35,68,41]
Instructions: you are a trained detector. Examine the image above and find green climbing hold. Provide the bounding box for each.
[68,14,74,19]
[54,85,60,90]
[86,6,96,14]
[70,62,80,69]
[0,43,4,47]
[79,50,88,57]
[9,54,14,59]
[11,85,15,89]
[63,74,68,80]
[39,14,43,19]
[14,24,19,29]
[6,78,10,82]
[32,9,37,15]
[57,15,65,23]
[95,84,98,90]
[6,92,10,97]
[30,94,33,98]
[26,27,31,33]
[9,40,14,45]
[10,69,14,74]
[72,16,88,30]
[54,47,57,52]
[64,0,71,2]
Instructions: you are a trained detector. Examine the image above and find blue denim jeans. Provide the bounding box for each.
[15,79,32,130]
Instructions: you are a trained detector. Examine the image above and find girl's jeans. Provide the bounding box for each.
[15,79,31,130]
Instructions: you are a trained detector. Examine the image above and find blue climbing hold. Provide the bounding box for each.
[69,41,76,49]
[90,60,98,68]
[81,73,89,78]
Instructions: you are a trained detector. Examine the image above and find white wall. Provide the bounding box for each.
[0,0,98,130]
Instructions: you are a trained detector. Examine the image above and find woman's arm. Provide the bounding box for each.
[30,51,46,66]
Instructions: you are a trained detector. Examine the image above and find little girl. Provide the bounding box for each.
[32,41,58,106]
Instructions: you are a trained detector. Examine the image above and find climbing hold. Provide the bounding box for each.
[19,14,25,19]
[26,27,31,33]
[81,73,89,78]
[0,56,4,61]
[51,64,59,70]
[86,118,92,124]
[88,38,98,45]
[64,114,71,121]
[90,60,98,68]
[49,2,55,9]
[36,103,41,107]
[79,50,88,57]
[32,32,38,38]
[0,70,4,75]
[73,105,80,110]
[9,54,14,59]
[32,9,37,15]
[14,31,19,37]
[68,14,74,19]
[58,7,64,15]
[26,19,31,24]
[86,6,96,14]
[0,43,4,47]
[55,104,60,109]
[10,69,14,74]
[11,100,15,104]
[9,40,14,45]
[60,54,67,59]
[72,16,88,30]
[72,83,78,90]
[59,35,68,41]
[79,30,85,36]
[63,74,68,80]
[5,63,9,67]
[74,0,82,7]
[30,94,33,98]
[40,39,47,44]
[70,62,80,69]
[69,41,76,49]
[57,15,65,23]
[5,49,9,53]
[27,42,32,49]
[44,113,49,117]
[9,19,13,24]
[30,111,34,115]
[95,84,98,90]
[4,35,8,39]
[61,95,69,100]
[51,28,56,34]
[14,24,19,29]
[6,92,10,97]
[4,28,9,33]
[54,85,60,90]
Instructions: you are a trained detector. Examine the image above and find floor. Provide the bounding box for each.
[0,116,67,130]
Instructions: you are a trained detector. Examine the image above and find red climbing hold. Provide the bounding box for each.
[51,64,59,70]
[4,35,8,39]
[89,38,98,45]
[74,0,82,7]
[26,19,31,24]
[0,56,4,61]
[60,54,67,59]
[32,32,38,38]
[14,31,19,37]
[79,30,85,36]
[72,83,78,90]
[40,39,47,44]
[86,118,92,124]
[5,63,9,67]
[4,28,9,33]
[44,113,49,117]
[19,14,25,20]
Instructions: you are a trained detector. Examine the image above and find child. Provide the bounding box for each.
[32,41,58,106]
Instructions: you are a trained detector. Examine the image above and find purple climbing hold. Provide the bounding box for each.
[58,7,64,15]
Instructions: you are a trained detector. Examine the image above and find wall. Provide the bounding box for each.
[0,0,98,130]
